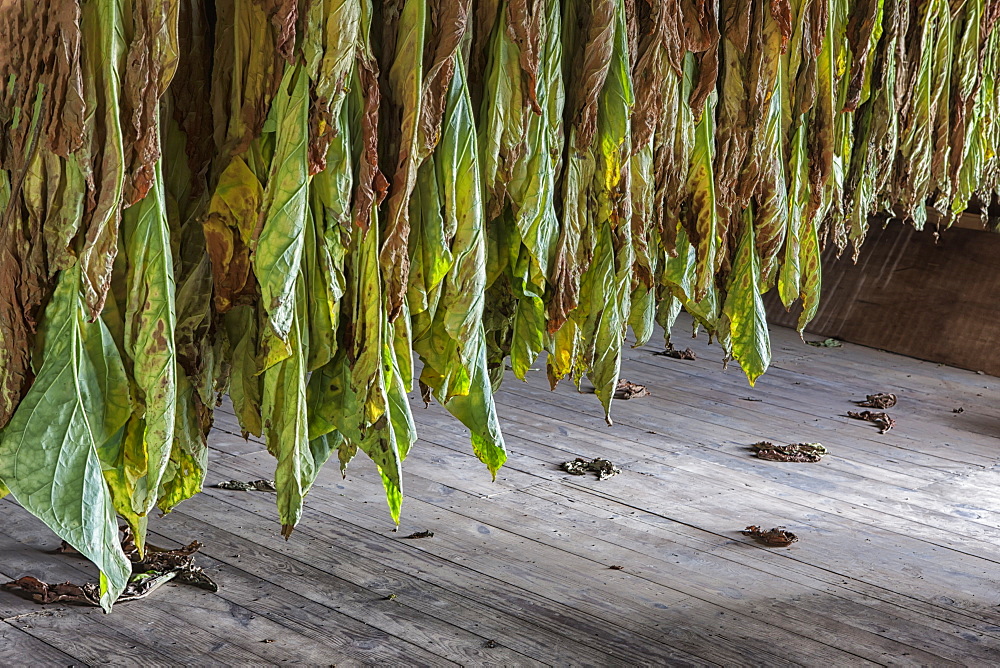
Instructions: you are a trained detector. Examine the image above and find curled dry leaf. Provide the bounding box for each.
[847,410,896,434]
[614,379,650,400]
[654,345,698,360]
[562,457,622,481]
[742,525,798,547]
[856,393,897,409]
[401,530,435,539]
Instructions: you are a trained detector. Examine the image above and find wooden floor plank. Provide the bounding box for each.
[492,391,1000,562]
[205,448,903,667]
[381,399,1000,626]
[203,454,747,667]
[0,622,79,666]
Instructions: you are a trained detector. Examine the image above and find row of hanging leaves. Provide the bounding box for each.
[2,0,999,610]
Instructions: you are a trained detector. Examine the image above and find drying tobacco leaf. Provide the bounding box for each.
[847,410,896,434]
[751,442,828,463]
[562,457,622,481]
[614,379,650,400]
[742,525,798,547]
[856,393,897,409]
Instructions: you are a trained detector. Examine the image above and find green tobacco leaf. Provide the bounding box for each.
[78,0,126,318]
[723,210,771,386]
[0,265,132,611]
[254,64,310,353]
[380,0,427,320]
[411,54,507,474]
[121,154,177,518]
[157,368,208,514]
[262,272,324,538]
[223,305,263,437]
[796,217,823,333]
[687,89,719,302]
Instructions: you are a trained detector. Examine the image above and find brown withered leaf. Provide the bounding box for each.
[742,525,798,547]
[400,530,435,539]
[569,0,616,151]
[353,57,389,234]
[121,0,180,206]
[855,393,897,409]
[506,0,543,114]
[615,379,650,400]
[0,0,84,427]
[263,0,299,64]
[6,528,216,607]
[847,410,896,434]
[4,576,101,606]
[654,345,697,360]
[169,0,214,197]
[418,0,471,156]
[842,0,879,112]
[769,0,792,52]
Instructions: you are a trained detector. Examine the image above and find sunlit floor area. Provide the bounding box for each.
[3,315,1000,666]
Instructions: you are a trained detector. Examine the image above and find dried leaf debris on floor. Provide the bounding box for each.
[4,529,217,607]
[855,393,897,409]
[750,442,828,463]
[614,379,650,400]
[847,410,896,434]
[742,526,799,547]
[562,458,622,481]
[213,480,278,492]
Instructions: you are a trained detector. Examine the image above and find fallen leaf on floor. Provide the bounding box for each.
[953,407,965,414]
[653,345,697,360]
[609,565,625,570]
[5,528,217,607]
[401,530,435,539]
[847,410,896,434]
[750,442,828,463]
[742,526,798,547]
[214,479,277,492]
[856,393,897,409]
[614,379,650,400]
[562,457,622,480]
[806,338,842,348]
[3,577,101,606]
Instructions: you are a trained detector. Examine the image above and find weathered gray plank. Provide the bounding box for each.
[0,622,78,666]
[204,448,894,667]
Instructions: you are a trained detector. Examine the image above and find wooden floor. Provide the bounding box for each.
[3,316,1000,666]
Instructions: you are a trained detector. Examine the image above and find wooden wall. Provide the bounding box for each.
[765,220,1000,376]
